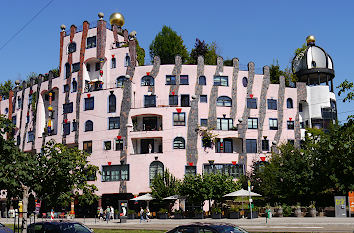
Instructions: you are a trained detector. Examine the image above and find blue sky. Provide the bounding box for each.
[0,0,353,121]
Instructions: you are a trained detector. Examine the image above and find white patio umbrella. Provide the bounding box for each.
[130,193,155,208]
[163,195,184,200]
[224,189,262,216]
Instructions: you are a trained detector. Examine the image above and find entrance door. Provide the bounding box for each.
[141,139,154,154]
[181,95,190,107]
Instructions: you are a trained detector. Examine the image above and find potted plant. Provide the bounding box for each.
[275,203,283,217]
[294,203,302,217]
[114,209,119,219]
[158,208,168,219]
[211,207,222,219]
[173,209,183,219]
[282,204,292,217]
[229,205,241,219]
[308,201,316,217]
[194,208,204,219]
[127,209,135,219]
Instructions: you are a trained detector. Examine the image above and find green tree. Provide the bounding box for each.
[136,39,145,66]
[150,169,180,201]
[0,80,14,99]
[149,26,189,64]
[187,39,219,65]
[178,174,209,207]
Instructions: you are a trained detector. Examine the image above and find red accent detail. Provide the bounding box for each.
[260,156,266,162]
[146,72,150,76]
[64,119,68,124]
[112,55,115,58]
[172,91,175,95]
[232,161,237,165]
[27,112,29,116]
[87,94,91,98]
[30,90,33,94]
[289,117,292,121]
[176,108,182,113]
[100,70,103,76]
[117,135,122,139]
[250,94,253,98]
[189,162,193,166]
[108,162,112,166]
[220,143,223,147]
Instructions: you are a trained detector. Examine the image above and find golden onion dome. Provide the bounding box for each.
[109,12,125,27]
[306,35,316,44]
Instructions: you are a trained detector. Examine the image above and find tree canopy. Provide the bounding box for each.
[0,80,13,99]
[150,169,180,201]
[187,38,219,65]
[149,26,189,64]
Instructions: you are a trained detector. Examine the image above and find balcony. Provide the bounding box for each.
[131,137,163,155]
[132,115,162,132]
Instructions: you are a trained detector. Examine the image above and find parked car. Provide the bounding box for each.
[166,223,249,233]
[28,221,93,233]
[0,223,13,233]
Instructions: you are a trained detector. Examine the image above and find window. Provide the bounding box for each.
[12,116,16,125]
[203,164,244,178]
[181,95,190,107]
[300,122,305,129]
[217,118,233,130]
[166,75,176,85]
[111,58,116,69]
[173,137,185,149]
[102,165,129,182]
[246,139,257,153]
[115,139,123,151]
[63,122,70,135]
[217,96,232,107]
[16,135,20,146]
[104,141,111,150]
[173,112,185,126]
[248,118,258,129]
[216,138,233,153]
[86,36,96,49]
[185,166,196,175]
[63,102,73,114]
[287,121,295,130]
[288,139,295,145]
[169,95,178,106]
[124,53,130,67]
[72,120,77,131]
[72,79,77,92]
[242,77,248,87]
[86,63,91,72]
[68,42,76,53]
[17,97,22,109]
[84,97,94,110]
[85,120,93,132]
[198,76,206,85]
[287,98,293,108]
[269,118,278,130]
[116,76,126,88]
[95,62,100,71]
[200,95,207,103]
[109,117,120,129]
[267,99,277,110]
[149,161,164,184]
[262,139,269,151]
[27,131,34,142]
[144,95,156,107]
[4,108,9,114]
[108,93,116,113]
[180,75,189,85]
[299,103,303,112]
[141,76,154,86]
[64,84,70,92]
[83,141,92,153]
[247,98,257,109]
[65,63,70,78]
[200,119,208,127]
[213,76,228,86]
[72,63,80,73]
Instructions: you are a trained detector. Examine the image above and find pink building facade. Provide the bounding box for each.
[0,14,337,209]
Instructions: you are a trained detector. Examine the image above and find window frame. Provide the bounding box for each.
[86,36,97,49]
[84,97,94,111]
[83,140,92,154]
[109,117,120,130]
[116,76,127,88]
[200,119,208,127]
[213,76,229,86]
[166,75,176,85]
[144,95,156,108]
[269,118,278,130]
[108,93,116,113]
[267,99,277,110]
[287,120,295,130]
[27,131,34,142]
[111,57,116,69]
[287,98,294,108]
[104,141,112,150]
[217,118,233,130]
[180,95,190,107]
[115,139,124,151]
[180,75,189,85]
[84,120,93,132]
[216,138,233,153]
[247,98,257,109]
[216,96,232,107]
[262,139,269,151]
[173,137,186,149]
[102,165,129,182]
[246,139,257,153]
[169,95,178,106]
[68,42,76,54]
[173,112,186,126]
[63,102,73,114]
[247,118,258,129]
[198,76,206,85]
[72,62,80,73]
[200,95,207,103]
[63,122,70,135]
[185,166,197,176]
[141,76,154,86]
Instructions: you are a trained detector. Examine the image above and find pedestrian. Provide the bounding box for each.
[99,207,104,221]
[146,207,150,222]
[50,208,54,220]
[139,207,145,223]
[105,206,110,222]
[110,206,114,220]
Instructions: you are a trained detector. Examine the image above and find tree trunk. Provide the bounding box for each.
[21,186,30,233]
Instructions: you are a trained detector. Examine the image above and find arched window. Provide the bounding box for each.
[124,53,131,67]
[65,63,70,79]
[72,79,77,92]
[217,96,232,107]
[287,98,293,109]
[111,58,116,69]
[68,42,76,54]
[116,76,127,88]
[108,92,116,113]
[173,137,185,149]
[149,161,164,184]
[85,120,93,132]
[141,76,154,86]
[198,76,206,85]
[242,77,248,87]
